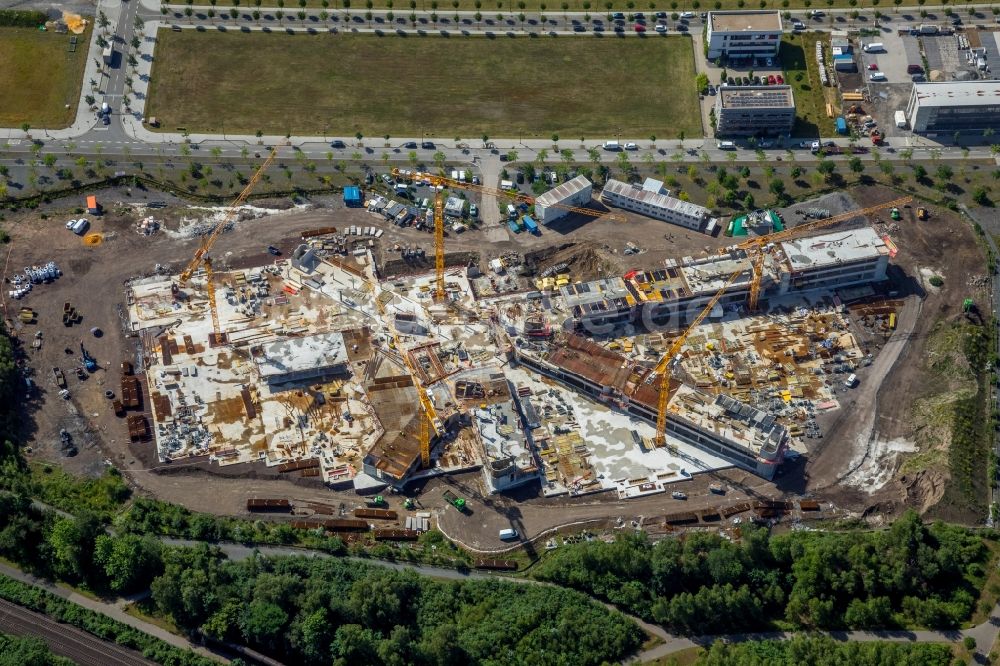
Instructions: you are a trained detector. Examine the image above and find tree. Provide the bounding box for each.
[507,149,519,163]
[816,159,836,182]
[240,600,288,651]
[913,164,927,181]
[93,534,162,594]
[769,178,785,198]
[936,164,953,182]
[433,151,446,169]
[848,156,864,176]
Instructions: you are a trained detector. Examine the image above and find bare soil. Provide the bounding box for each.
[803,184,989,523]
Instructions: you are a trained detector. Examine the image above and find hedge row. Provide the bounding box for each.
[0,10,48,27]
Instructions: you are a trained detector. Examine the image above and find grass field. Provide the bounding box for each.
[146,31,702,139]
[0,26,91,129]
[780,32,835,138]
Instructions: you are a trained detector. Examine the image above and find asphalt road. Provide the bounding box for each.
[0,596,156,666]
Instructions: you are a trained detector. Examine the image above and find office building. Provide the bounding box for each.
[706,11,783,60]
[715,86,796,136]
[906,81,1000,134]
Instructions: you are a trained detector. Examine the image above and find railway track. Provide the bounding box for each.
[0,597,156,666]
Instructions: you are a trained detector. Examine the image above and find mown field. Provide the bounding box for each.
[0,26,90,128]
[146,31,702,138]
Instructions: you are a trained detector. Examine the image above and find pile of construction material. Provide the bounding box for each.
[9,262,61,299]
[136,216,160,236]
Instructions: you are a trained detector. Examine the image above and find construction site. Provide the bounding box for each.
[2,140,992,548]
[109,151,923,509]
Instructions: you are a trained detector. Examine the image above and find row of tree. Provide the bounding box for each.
[532,512,991,633]
[695,635,952,666]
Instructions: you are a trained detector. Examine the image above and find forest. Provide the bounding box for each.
[532,514,993,633]
[0,492,642,666]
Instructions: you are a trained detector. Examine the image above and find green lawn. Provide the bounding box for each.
[780,32,835,138]
[146,31,702,138]
[0,26,91,129]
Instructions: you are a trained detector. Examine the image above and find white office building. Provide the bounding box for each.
[600,179,717,233]
[706,11,783,60]
[534,175,594,225]
[905,81,1000,134]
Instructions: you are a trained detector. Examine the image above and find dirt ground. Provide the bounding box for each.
[802,185,990,522]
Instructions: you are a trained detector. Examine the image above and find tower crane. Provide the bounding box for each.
[391,169,623,303]
[647,196,909,447]
[178,147,278,345]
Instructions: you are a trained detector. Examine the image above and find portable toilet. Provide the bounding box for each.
[835,117,848,135]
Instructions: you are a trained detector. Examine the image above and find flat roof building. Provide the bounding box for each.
[905,81,1000,134]
[560,277,636,334]
[255,332,349,384]
[535,175,594,225]
[707,11,783,60]
[775,227,890,294]
[601,179,716,232]
[716,86,796,136]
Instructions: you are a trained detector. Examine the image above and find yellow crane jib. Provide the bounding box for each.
[179,147,278,284]
[651,269,744,447]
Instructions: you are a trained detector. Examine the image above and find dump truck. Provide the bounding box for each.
[442,489,466,511]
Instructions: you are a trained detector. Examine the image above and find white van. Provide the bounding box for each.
[863,42,884,53]
[72,218,89,235]
[717,140,736,150]
[499,528,519,540]
[602,140,622,151]
[506,204,517,218]
[844,373,858,388]
[869,72,887,81]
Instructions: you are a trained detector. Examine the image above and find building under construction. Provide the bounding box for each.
[566,227,891,332]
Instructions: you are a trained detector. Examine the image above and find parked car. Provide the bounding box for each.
[765,57,773,67]
[330,140,346,148]
[403,141,417,148]
[775,75,784,84]
[680,11,694,18]
[671,491,688,500]
[907,64,924,74]
[267,245,281,256]
[611,11,625,19]
[634,23,645,32]
[655,23,667,32]
[421,141,435,149]
[767,74,776,84]
[624,142,638,150]
[655,11,667,18]
[675,23,688,31]
[469,204,478,218]
[867,63,879,70]
[911,74,927,82]
[633,12,644,19]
